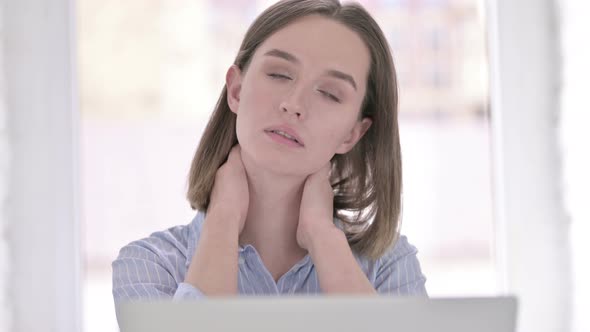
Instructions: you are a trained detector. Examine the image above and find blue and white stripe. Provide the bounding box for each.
[112,211,427,304]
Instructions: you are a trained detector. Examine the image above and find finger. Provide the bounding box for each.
[310,162,331,181]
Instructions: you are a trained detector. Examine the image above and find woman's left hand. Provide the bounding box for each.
[297,162,338,250]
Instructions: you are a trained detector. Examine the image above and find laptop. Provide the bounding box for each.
[117,296,518,332]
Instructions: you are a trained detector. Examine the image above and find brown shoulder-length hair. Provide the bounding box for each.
[187,0,402,261]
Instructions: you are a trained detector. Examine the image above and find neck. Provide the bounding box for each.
[239,145,314,260]
[238,161,307,259]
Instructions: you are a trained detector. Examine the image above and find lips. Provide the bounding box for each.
[264,125,304,146]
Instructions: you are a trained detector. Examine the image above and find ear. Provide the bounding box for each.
[226,65,243,114]
[335,117,373,154]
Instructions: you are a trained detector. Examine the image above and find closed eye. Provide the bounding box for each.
[318,90,341,103]
[267,73,292,80]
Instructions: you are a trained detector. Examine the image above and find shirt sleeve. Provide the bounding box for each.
[112,225,207,305]
[373,235,428,297]
[172,282,207,300]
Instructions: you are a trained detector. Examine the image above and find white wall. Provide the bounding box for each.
[488,0,571,331]
[489,1,590,331]
[2,0,81,331]
[1,1,14,331]
[558,2,590,332]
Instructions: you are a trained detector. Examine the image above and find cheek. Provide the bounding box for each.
[242,75,279,108]
[236,84,268,123]
[239,94,277,129]
[311,126,349,156]
[234,81,277,141]
[324,130,342,145]
[258,86,284,112]
[319,115,357,142]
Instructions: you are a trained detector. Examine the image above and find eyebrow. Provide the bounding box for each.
[263,48,358,91]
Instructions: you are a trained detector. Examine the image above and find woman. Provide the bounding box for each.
[112,0,427,305]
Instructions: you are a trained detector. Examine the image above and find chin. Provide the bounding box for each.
[262,153,309,176]
[243,143,311,176]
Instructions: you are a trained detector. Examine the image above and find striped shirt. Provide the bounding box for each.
[112,211,427,306]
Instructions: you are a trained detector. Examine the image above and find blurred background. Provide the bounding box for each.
[1,0,588,332]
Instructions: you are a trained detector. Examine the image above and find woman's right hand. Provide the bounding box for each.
[207,144,249,234]
[185,144,248,295]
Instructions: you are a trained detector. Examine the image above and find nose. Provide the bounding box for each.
[279,85,306,120]
[280,102,303,118]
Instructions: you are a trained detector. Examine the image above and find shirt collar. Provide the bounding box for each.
[185,210,344,270]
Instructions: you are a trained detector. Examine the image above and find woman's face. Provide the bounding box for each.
[227,14,372,177]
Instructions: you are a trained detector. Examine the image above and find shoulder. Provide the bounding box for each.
[113,211,205,272]
[352,234,419,269]
[349,233,427,295]
[334,216,418,266]
[369,234,428,296]
[111,212,206,304]
[378,235,419,264]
